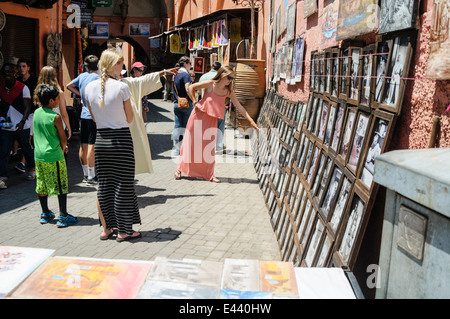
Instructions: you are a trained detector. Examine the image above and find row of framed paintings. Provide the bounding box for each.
[309,30,416,115]
[252,87,396,270]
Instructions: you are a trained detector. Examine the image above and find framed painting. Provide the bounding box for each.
[359,44,375,110]
[358,110,396,192]
[304,0,318,19]
[88,22,109,39]
[378,34,414,114]
[322,0,339,49]
[328,172,355,235]
[324,49,333,96]
[317,98,330,143]
[323,100,337,149]
[310,152,327,195]
[293,184,305,225]
[193,57,205,74]
[336,0,378,41]
[297,101,308,131]
[286,2,297,42]
[306,146,321,186]
[303,215,326,267]
[129,23,150,36]
[347,111,371,175]
[302,143,317,177]
[294,36,305,82]
[339,48,350,100]
[320,164,343,221]
[312,96,323,137]
[299,207,317,255]
[315,229,334,267]
[330,100,346,154]
[379,0,419,34]
[319,52,325,93]
[300,140,314,174]
[314,53,320,91]
[337,106,357,165]
[297,195,312,239]
[373,38,393,105]
[335,184,369,268]
[348,47,362,105]
[296,136,308,169]
[307,94,319,133]
[315,156,334,203]
[330,48,340,99]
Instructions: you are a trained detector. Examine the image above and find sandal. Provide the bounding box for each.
[100,229,114,241]
[174,171,181,180]
[116,231,142,243]
[210,176,221,183]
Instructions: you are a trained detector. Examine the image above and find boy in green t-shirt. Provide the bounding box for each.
[34,84,78,227]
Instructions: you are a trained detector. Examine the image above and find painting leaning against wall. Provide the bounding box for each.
[336,0,378,40]
[425,0,450,79]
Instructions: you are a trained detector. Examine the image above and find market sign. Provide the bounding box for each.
[92,0,113,7]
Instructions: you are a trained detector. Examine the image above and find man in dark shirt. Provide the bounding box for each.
[14,59,38,174]
[18,59,38,109]
[0,63,35,189]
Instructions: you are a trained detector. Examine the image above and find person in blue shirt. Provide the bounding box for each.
[172,56,193,156]
[67,55,100,185]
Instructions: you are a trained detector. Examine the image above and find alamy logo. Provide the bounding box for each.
[67,4,81,29]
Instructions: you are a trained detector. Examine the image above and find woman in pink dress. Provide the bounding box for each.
[174,66,258,183]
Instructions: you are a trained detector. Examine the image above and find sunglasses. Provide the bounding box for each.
[226,75,235,81]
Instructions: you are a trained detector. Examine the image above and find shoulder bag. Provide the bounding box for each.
[173,76,190,109]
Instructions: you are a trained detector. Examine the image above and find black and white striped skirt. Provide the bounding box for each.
[95,127,140,235]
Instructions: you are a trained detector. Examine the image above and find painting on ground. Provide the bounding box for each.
[11,257,152,299]
[0,246,54,297]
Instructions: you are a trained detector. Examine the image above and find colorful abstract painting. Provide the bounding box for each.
[11,257,152,299]
[260,261,298,297]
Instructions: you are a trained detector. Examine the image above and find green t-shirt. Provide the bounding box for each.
[33,107,64,162]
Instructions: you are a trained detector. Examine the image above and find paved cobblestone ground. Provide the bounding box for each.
[0,99,281,263]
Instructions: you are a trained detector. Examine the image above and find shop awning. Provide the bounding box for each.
[173,8,252,29]
[149,8,252,40]
[148,30,178,40]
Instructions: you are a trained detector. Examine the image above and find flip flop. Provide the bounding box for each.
[100,230,115,241]
[210,177,221,183]
[116,232,142,243]
[174,171,181,180]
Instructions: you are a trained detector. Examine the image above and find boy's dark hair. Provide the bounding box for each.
[212,62,221,71]
[37,84,60,107]
[18,59,32,67]
[84,55,99,71]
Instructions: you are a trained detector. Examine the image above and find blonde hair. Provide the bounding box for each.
[212,65,234,87]
[34,66,61,107]
[98,49,124,107]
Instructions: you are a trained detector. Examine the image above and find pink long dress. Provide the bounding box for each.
[177,86,227,181]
